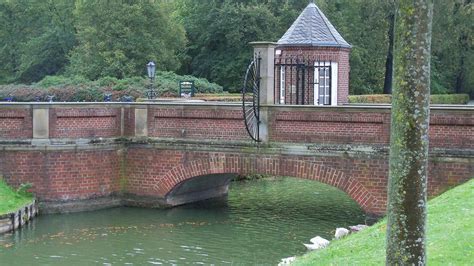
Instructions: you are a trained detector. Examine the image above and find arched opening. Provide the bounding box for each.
[155,156,381,215]
[165,173,237,206]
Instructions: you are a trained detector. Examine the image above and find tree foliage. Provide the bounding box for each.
[0,0,471,97]
[0,0,76,83]
[67,0,186,80]
[175,0,280,92]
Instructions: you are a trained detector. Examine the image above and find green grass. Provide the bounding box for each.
[294,179,474,265]
[0,179,33,215]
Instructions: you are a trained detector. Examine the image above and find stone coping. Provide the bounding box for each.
[0,138,472,160]
[0,200,38,234]
[0,102,472,111]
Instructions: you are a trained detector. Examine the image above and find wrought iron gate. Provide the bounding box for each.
[274,56,333,105]
[242,53,261,142]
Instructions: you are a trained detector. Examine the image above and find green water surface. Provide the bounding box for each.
[0,177,366,265]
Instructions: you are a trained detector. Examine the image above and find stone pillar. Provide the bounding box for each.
[249,42,277,105]
[32,107,49,141]
[134,107,148,137]
[250,42,277,143]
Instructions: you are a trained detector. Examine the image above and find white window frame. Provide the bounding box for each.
[331,62,338,106]
[280,67,285,104]
[313,61,338,106]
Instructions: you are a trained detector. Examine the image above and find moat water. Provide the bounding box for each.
[0,177,366,265]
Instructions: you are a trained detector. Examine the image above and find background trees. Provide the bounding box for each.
[67,0,186,80]
[0,0,471,97]
[0,0,76,83]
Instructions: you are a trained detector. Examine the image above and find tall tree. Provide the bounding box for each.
[0,0,76,83]
[318,0,389,95]
[452,0,473,96]
[175,0,279,91]
[386,0,433,264]
[18,0,76,83]
[383,0,396,94]
[67,0,186,80]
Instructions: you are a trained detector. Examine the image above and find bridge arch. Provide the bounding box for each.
[153,155,379,214]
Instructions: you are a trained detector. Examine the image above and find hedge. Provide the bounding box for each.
[349,94,470,105]
[0,72,223,102]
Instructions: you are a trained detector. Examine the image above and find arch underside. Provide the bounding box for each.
[156,156,380,214]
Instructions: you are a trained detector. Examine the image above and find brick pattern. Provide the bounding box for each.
[269,108,473,149]
[125,148,471,215]
[50,108,121,138]
[429,112,474,149]
[270,109,390,144]
[1,145,471,215]
[0,109,32,139]
[0,149,121,201]
[0,104,472,215]
[148,107,248,140]
[123,107,135,137]
[126,148,379,213]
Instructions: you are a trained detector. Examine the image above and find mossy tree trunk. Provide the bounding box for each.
[386,0,433,265]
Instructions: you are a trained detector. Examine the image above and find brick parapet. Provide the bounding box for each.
[0,105,33,139]
[49,107,122,139]
[0,103,472,215]
[147,105,247,140]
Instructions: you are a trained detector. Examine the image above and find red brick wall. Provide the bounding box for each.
[124,148,472,215]
[123,106,135,137]
[50,107,121,138]
[0,107,32,139]
[429,110,474,149]
[148,105,248,141]
[0,103,472,215]
[269,108,390,144]
[0,149,121,201]
[268,106,474,149]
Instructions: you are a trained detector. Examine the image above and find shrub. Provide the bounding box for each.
[16,183,33,196]
[0,73,223,102]
[349,94,470,105]
[36,75,71,88]
[36,75,89,88]
[348,94,392,104]
[430,94,470,104]
[97,76,119,87]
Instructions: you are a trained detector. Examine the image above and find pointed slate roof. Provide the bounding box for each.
[277,3,351,48]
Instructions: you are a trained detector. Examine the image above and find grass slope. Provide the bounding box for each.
[0,180,33,215]
[294,179,474,265]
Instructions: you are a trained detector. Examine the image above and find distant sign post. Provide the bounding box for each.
[179,81,195,97]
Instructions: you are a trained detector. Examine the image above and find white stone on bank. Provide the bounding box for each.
[334,227,350,239]
[303,236,330,250]
[278,256,296,266]
[349,224,368,232]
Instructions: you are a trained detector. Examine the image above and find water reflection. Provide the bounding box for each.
[0,177,366,265]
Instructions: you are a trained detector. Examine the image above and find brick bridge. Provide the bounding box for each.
[0,103,473,215]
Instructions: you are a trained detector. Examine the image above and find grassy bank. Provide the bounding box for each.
[0,180,33,215]
[294,179,474,265]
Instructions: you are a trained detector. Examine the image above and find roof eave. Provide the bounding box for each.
[276,43,352,49]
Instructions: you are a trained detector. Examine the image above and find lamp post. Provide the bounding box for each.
[146,61,157,100]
